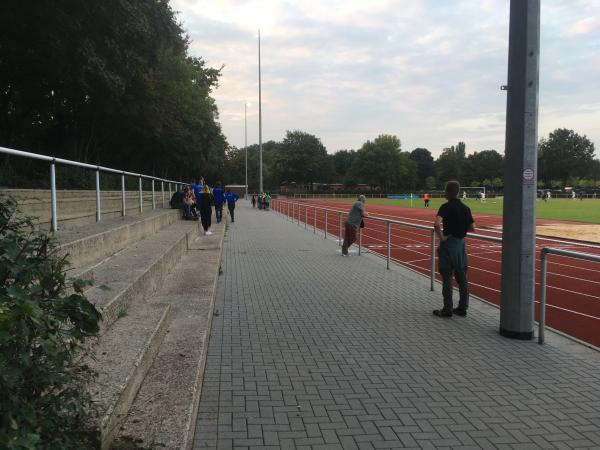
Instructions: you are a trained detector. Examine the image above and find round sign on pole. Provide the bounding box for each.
[523,168,534,181]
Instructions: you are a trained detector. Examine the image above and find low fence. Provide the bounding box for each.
[271,198,600,347]
[0,146,187,231]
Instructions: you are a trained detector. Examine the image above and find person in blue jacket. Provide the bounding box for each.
[212,181,225,223]
[225,189,239,222]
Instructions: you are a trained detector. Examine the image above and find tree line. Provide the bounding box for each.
[0,0,227,187]
[225,128,599,192]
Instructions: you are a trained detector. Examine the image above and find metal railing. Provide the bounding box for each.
[272,198,502,293]
[539,247,600,345]
[273,198,600,346]
[0,146,187,231]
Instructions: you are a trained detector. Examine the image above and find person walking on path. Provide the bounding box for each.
[213,182,225,223]
[423,192,430,208]
[341,195,369,256]
[251,194,256,208]
[198,185,213,235]
[433,180,475,318]
[225,189,239,222]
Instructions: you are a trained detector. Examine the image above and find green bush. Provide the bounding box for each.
[0,198,101,449]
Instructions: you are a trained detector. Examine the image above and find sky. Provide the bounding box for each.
[171,0,600,157]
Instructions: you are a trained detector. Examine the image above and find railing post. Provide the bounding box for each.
[304,206,307,229]
[338,212,342,246]
[358,228,362,256]
[139,176,143,213]
[313,207,316,233]
[152,179,155,210]
[121,172,126,216]
[430,230,436,291]
[161,181,165,208]
[287,202,290,220]
[297,203,300,226]
[325,210,328,239]
[168,183,172,201]
[386,222,391,269]
[50,160,58,232]
[539,249,548,345]
[95,168,101,222]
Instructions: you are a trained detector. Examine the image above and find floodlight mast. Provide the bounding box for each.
[499,0,540,340]
[258,29,263,194]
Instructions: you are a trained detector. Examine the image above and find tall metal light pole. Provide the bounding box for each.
[244,102,249,199]
[499,0,540,340]
[258,29,263,194]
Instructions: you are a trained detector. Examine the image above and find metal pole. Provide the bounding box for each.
[500,0,540,341]
[539,250,548,344]
[386,222,391,269]
[245,103,248,199]
[50,161,58,232]
[325,210,328,239]
[161,181,165,208]
[152,180,155,210]
[313,207,316,233]
[95,169,101,222]
[168,183,172,201]
[297,204,300,226]
[258,29,263,194]
[358,228,362,256]
[139,177,143,213]
[304,206,307,229]
[338,213,342,247]
[430,230,436,291]
[121,173,126,216]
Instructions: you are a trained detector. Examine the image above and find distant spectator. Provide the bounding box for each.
[572,190,576,200]
[251,194,256,208]
[182,186,197,219]
[198,185,213,234]
[341,195,368,256]
[579,190,585,201]
[225,189,239,222]
[433,180,475,318]
[213,181,225,223]
[265,193,271,210]
[423,192,430,208]
[462,191,467,200]
[257,194,263,210]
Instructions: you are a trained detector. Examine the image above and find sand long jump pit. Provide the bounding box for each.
[536,224,600,244]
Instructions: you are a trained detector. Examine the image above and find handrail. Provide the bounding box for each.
[1,145,188,231]
[539,247,600,345]
[272,199,502,294]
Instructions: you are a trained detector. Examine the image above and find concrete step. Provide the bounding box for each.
[111,214,226,449]
[85,221,196,333]
[89,301,172,450]
[58,209,181,275]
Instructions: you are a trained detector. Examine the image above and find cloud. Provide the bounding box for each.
[172,0,600,156]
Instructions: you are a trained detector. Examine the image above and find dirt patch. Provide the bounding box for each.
[536,224,600,243]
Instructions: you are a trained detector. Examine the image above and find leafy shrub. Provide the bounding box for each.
[0,198,101,449]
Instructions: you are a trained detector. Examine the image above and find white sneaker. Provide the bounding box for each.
[205,231,213,235]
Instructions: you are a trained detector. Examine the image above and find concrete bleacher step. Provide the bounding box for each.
[80,219,200,448]
[58,209,180,279]
[111,218,226,450]
[89,302,172,450]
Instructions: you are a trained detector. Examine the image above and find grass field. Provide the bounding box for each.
[321,197,600,223]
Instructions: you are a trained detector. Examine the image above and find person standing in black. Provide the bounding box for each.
[433,181,475,318]
[198,185,213,235]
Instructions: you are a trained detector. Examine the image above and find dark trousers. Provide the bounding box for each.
[440,268,469,312]
[215,204,223,222]
[341,223,357,254]
[200,210,211,231]
[228,205,235,222]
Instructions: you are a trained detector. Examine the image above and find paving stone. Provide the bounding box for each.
[193,203,600,449]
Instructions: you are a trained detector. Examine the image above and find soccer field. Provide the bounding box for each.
[325,197,600,224]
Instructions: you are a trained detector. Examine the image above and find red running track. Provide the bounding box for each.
[272,199,600,347]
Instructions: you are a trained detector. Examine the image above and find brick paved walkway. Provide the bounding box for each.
[194,202,600,449]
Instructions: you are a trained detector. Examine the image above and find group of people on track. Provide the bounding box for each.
[342,180,474,319]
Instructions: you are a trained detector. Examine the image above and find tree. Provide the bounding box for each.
[347,134,415,191]
[425,176,437,190]
[538,129,596,185]
[332,150,356,179]
[409,148,435,188]
[463,150,503,187]
[435,142,467,184]
[272,131,333,189]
